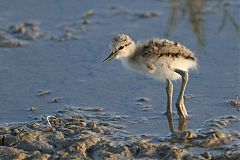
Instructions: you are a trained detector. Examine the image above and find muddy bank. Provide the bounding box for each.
[0,107,239,160]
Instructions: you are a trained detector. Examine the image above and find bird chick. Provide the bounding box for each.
[103,34,197,119]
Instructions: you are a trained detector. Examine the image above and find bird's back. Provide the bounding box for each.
[127,38,197,81]
[140,38,196,61]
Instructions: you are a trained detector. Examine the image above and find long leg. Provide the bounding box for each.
[165,79,173,115]
[174,69,189,119]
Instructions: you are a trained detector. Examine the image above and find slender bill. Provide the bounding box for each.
[103,52,116,62]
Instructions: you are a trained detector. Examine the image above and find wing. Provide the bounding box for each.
[141,38,196,61]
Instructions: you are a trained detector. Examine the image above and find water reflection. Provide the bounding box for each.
[164,0,239,46]
[167,114,188,133]
[216,1,240,32]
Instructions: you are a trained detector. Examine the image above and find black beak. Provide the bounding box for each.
[103,52,116,62]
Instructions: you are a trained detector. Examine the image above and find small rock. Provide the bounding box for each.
[50,97,62,103]
[79,122,87,127]
[206,115,239,129]
[135,97,149,103]
[57,109,68,113]
[201,152,212,159]
[61,128,75,136]
[82,19,91,25]
[8,21,40,41]
[77,107,104,112]
[37,90,51,96]
[142,105,153,111]
[48,131,65,140]
[0,125,10,134]
[8,21,38,34]
[162,148,187,160]
[1,134,16,146]
[15,140,53,154]
[82,10,94,19]
[193,131,235,147]
[28,105,37,112]
[0,39,26,48]
[67,137,104,158]
[0,146,29,160]
[129,141,174,159]
[28,153,51,160]
[228,96,239,111]
[91,121,97,128]
[184,94,194,100]
[135,12,161,18]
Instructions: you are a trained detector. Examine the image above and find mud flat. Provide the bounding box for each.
[0,106,239,160]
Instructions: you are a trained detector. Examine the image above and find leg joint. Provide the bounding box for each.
[166,79,173,91]
[174,69,188,81]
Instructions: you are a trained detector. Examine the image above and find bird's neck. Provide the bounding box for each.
[120,45,141,69]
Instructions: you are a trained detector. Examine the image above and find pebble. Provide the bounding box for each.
[135,12,161,18]
[37,90,51,96]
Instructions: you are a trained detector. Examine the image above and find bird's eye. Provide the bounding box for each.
[118,46,124,50]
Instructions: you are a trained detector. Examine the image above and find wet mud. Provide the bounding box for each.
[0,108,239,160]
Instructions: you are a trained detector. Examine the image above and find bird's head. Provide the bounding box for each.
[103,34,136,62]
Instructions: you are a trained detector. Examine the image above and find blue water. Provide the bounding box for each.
[0,0,239,135]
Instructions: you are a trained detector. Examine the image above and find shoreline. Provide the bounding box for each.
[0,107,239,160]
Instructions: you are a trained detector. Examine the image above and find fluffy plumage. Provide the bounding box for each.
[108,34,197,81]
[103,34,198,119]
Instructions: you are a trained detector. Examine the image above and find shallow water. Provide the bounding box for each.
[0,0,239,135]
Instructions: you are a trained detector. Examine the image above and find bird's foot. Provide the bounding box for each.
[176,100,188,119]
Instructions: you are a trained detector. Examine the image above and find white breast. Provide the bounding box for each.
[121,56,196,81]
